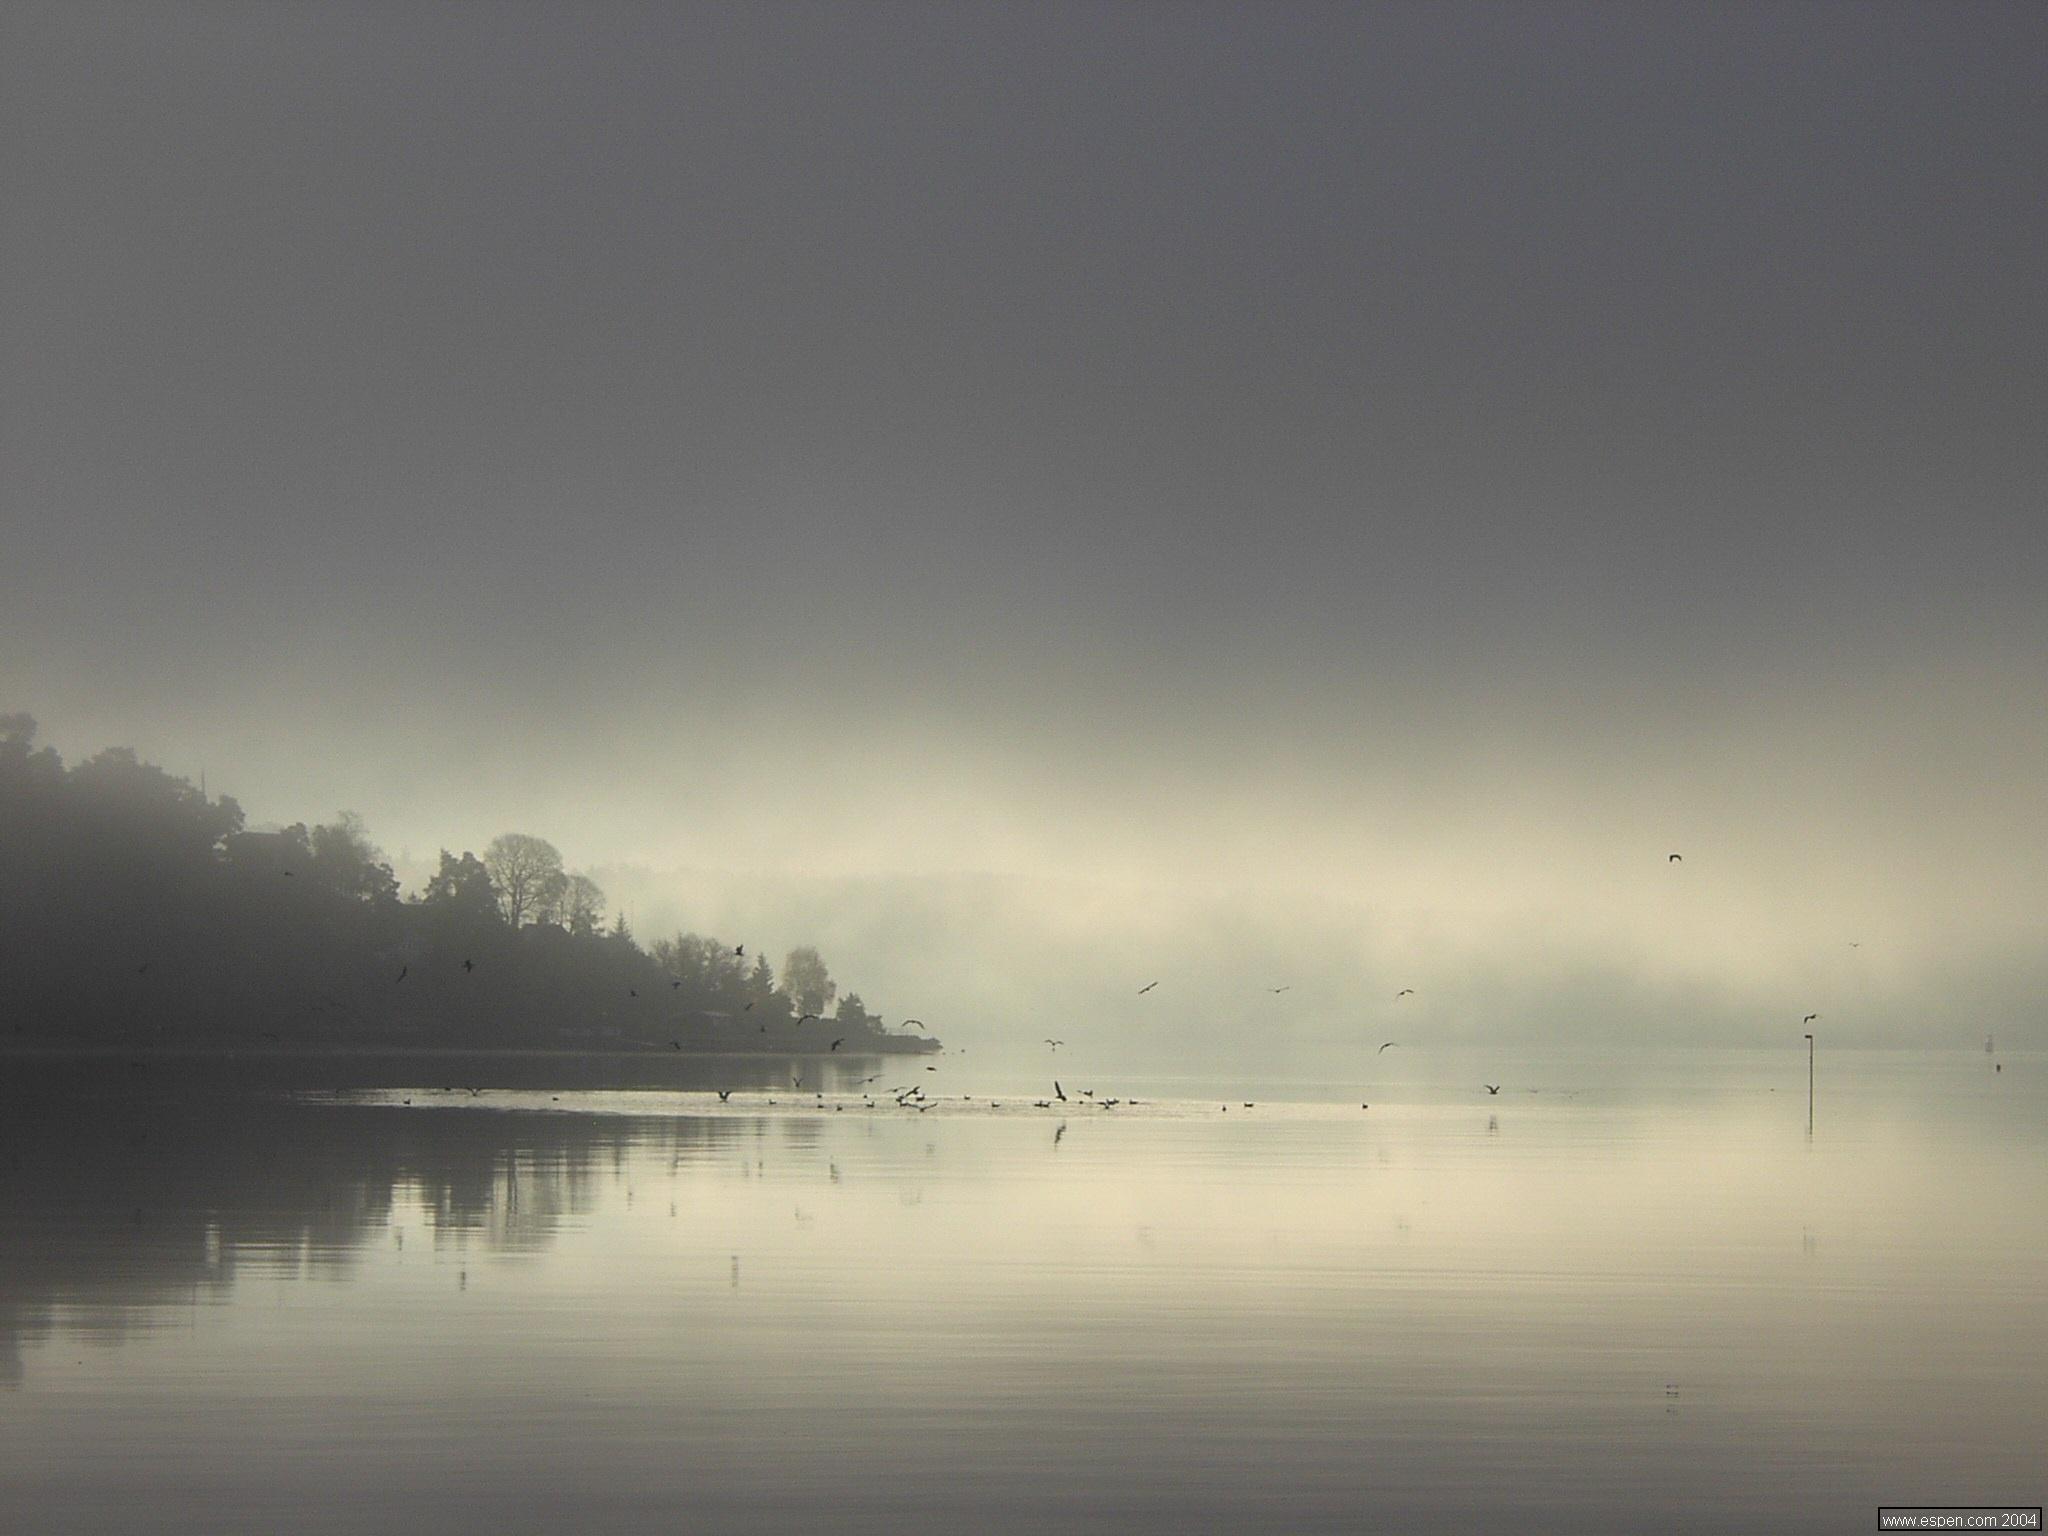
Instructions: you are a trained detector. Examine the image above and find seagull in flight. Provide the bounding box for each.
[1054,1080,1067,1101]
[462,959,475,973]
[1803,1013,1820,1024]
[716,1089,731,1102]
[1137,981,1159,994]
[1267,986,1291,994]
[1485,1084,1501,1095]
[1044,1039,1063,1051]
[1378,1041,1399,1054]
[1395,989,1414,998]
[395,965,407,983]
[830,1038,844,1051]
[734,945,745,957]
[796,1013,820,1027]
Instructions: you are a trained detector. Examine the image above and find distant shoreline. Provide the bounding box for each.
[0,1040,940,1061]
[0,1041,942,1095]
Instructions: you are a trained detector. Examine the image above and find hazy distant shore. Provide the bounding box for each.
[0,1043,938,1095]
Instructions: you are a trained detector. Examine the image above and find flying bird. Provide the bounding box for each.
[797,1013,820,1027]
[1044,1038,1063,1051]
[1803,1013,1820,1024]
[734,945,745,957]
[1378,1041,1399,1053]
[1668,853,1682,863]
[670,979,683,989]
[1485,1084,1501,1095]
[670,1040,681,1051]
[629,989,638,998]
[830,1038,844,1051]
[1267,986,1291,994]
[1396,989,1414,998]
[902,1019,927,1030]
[462,959,474,973]
[1137,981,1159,994]
[1054,1080,1067,1101]
[395,965,407,983]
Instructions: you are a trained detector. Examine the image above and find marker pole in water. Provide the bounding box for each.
[1804,1033,1814,1134]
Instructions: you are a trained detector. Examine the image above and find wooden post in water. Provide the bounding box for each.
[1803,1032,1814,1133]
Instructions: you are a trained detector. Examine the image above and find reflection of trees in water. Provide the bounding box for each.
[0,1076,763,1375]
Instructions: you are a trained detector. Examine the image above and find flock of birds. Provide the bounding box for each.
[236,852,1980,1115]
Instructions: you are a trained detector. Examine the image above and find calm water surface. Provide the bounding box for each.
[2,1048,2041,1533]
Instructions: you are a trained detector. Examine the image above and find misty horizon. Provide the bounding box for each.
[7,3,2042,1064]
[4,7,2043,1532]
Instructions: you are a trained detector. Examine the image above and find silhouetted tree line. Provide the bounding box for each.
[0,716,927,1053]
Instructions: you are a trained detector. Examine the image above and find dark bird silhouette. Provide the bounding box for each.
[1268,986,1291,994]
[830,1038,844,1051]
[1378,1041,1398,1053]
[670,1040,681,1051]
[1485,1084,1501,1095]
[734,945,745,957]
[1054,1080,1067,1101]
[395,965,407,983]
[1669,853,1682,863]
[462,959,475,973]
[797,1013,821,1027]
[744,1001,754,1011]
[791,1074,802,1089]
[902,1019,927,1030]
[1396,989,1414,998]
[670,979,683,989]
[1803,1013,1820,1024]
[282,870,294,877]
[1137,981,1159,994]
[629,988,638,998]
[1045,1038,1063,1050]
[716,1089,731,1102]
[925,1065,937,1072]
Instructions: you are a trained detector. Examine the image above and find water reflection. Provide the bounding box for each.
[0,1052,2042,1534]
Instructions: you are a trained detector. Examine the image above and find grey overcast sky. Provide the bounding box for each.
[4,2,2044,1053]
